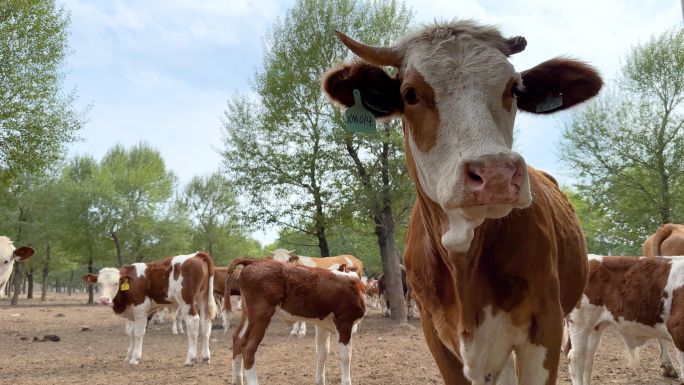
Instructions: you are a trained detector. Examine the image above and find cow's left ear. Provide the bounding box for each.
[13,246,35,261]
[322,61,402,118]
[82,274,98,284]
[288,256,300,263]
[338,264,348,272]
[517,57,603,114]
[120,275,135,284]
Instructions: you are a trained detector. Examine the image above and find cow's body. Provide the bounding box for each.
[224,257,366,385]
[644,224,684,257]
[366,279,379,309]
[270,249,364,337]
[323,20,600,384]
[0,237,35,299]
[83,252,217,366]
[377,265,415,318]
[566,255,684,384]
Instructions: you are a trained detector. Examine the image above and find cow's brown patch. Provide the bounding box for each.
[402,66,439,154]
[173,263,181,281]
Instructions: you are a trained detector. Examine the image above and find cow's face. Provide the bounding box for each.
[0,237,35,291]
[323,21,602,253]
[83,268,134,307]
[268,249,296,263]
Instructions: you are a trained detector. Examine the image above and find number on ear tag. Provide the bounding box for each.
[121,282,129,291]
[536,93,563,113]
[344,89,377,134]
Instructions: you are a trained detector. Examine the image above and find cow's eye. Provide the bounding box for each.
[404,88,420,105]
[3,260,7,264]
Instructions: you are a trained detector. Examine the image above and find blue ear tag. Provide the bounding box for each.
[536,92,563,113]
[345,89,377,134]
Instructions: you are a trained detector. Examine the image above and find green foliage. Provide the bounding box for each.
[0,0,88,189]
[559,26,684,253]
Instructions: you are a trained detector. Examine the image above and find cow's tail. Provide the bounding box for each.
[222,257,259,330]
[652,224,676,257]
[196,251,218,320]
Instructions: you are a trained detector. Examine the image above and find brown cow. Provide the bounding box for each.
[644,223,684,258]
[323,20,599,384]
[270,248,364,337]
[377,265,415,318]
[565,255,684,384]
[224,257,366,385]
[83,252,217,366]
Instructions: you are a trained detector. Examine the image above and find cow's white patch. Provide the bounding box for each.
[238,319,249,338]
[344,257,353,267]
[244,365,258,385]
[232,354,244,385]
[663,258,684,317]
[297,256,317,267]
[133,263,147,278]
[167,253,197,301]
[456,306,548,385]
[339,342,352,385]
[276,306,338,334]
[0,236,16,298]
[587,254,603,262]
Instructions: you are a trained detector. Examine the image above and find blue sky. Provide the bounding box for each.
[62,0,682,245]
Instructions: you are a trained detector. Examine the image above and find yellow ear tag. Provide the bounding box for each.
[121,282,129,291]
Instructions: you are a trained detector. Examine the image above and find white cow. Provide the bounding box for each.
[0,237,35,299]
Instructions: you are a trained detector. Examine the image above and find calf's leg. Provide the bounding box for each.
[289,322,300,337]
[124,319,135,363]
[181,302,201,366]
[232,315,249,385]
[315,326,331,385]
[658,338,678,378]
[298,322,307,337]
[129,315,148,365]
[198,297,212,364]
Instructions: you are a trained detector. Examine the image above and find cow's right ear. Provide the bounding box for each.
[338,264,348,272]
[322,61,402,118]
[120,275,135,284]
[82,274,98,284]
[13,246,35,261]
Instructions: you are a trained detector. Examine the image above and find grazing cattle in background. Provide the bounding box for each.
[365,279,379,309]
[0,237,35,299]
[83,252,217,366]
[214,266,243,329]
[644,223,684,258]
[565,255,684,384]
[148,306,185,334]
[270,249,364,337]
[323,20,599,384]
[377,265,415,318]
[224,257,365,385]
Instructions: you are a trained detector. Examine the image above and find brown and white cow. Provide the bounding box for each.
[365,278,380,309]
[224,257,366,385]
[377,265,416,318]
[83,252,217,366]
[270,249,364,337]
[214,266,243,328]
[0,237,35,299]
[565,255,684,384]
[644,223,684,258]
[323,20,599,384]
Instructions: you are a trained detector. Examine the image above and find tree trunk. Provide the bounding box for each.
[10,261,24,305]
[56,280,60,293]
[68,270,74,296]
[111,228,123,268]
[27,268,34,299]
[41,242,51,301]
[375,209,407,322]
[22,275,26,294]
[87,258,94,304]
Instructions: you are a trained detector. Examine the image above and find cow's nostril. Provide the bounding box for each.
[469,172,482,182]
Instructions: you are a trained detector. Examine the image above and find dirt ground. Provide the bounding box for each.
[1,293,682,384]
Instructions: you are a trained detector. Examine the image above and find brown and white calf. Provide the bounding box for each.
[0,237,35,299]
[565,255,684,384]
[224,257,366,385]
[270,249,364,337]
[377,265,415,318]
[365,279,380,309]
[83,252,217,366]
[323,20,599,384]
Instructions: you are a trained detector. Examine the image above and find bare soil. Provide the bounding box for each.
[1,293,681,384]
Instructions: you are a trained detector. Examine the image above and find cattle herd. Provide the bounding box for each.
[3,19,684,385]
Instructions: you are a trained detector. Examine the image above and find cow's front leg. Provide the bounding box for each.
[124,320,135,363]
[658,338,678,378]
[183,303,201,366]
[315,326,331,385]
[199,301,212,364]
[298,322,307,338]
[289,322,300,337]
[129,316,148,365]
[338,339,352,385]
[515,307,563,385]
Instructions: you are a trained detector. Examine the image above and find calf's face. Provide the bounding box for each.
[323,22,602,252]
[82,268,134,307]
[0,243,35,281]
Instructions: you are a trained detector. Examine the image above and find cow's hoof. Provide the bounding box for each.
[289,332,297,337]
[202,358,210,365]
[661,363,678,378]
[129,358,139,365]
[185,358,196,367]
[297,331,306,338]
[124,358,131,364]
[172,331,178,335]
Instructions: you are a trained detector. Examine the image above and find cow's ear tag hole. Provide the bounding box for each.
[121,282,129,291]
[345,89,377,134]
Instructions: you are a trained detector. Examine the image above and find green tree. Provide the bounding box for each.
[559,26,684,252]
[0,0,88,189]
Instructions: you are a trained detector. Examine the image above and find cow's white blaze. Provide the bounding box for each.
[96,267,122,306]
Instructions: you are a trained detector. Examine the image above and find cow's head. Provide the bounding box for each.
[268,249,297,263]
[330,263,359,278]
[0,237,35,296]
[82,267,134,307]
[323,20,602,253]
